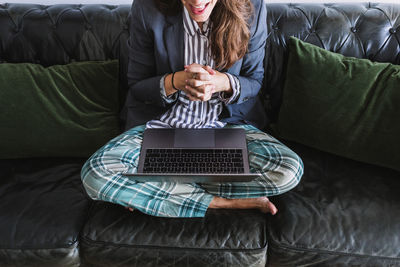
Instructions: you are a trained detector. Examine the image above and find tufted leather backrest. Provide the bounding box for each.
[1,2,399,123]
[0,3,131,99]
[264,2,400,122]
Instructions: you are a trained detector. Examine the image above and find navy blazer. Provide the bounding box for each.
[122,0,268,130]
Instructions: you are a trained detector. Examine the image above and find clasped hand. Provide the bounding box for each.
[173,63,231,102]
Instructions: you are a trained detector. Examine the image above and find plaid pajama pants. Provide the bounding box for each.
[81,124,303,217]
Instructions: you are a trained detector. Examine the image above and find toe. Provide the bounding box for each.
[266,201,278,215]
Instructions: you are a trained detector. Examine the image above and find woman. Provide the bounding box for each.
[81,0,304,218]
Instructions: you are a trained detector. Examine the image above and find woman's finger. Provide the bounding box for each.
[184,85,204,99]
[186,91,202,101]
[185,63,209,74]
[203,65,216,75]
[196,72,212,81]
[184,85,214,101]
[186,78,207,88]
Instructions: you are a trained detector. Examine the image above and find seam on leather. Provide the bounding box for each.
[268,238,400,262]
[81,236,267,253]
[76,198,95,253]
[0,241,79,251]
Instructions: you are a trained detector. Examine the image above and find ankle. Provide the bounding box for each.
[209,197,232,209]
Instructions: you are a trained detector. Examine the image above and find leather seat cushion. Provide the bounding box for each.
[267,142,400,266]
[81,202,268,267]
[0,158,90,266]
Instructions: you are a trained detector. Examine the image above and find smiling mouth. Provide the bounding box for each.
[190,3,210,15]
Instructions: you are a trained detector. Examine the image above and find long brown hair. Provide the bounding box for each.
[154,0,254,69]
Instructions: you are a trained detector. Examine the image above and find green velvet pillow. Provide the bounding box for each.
[0,60,120,158]
[277,37,400,171]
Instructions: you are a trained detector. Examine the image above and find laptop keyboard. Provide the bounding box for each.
[143,149,245,174]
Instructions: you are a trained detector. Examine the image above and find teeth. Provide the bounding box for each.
[193,3,207,9]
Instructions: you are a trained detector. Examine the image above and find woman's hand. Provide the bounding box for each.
[184,63,232,101]
[164,63,233,102]
[164,65,208,101]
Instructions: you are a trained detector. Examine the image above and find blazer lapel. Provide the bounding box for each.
[164,12,184,72]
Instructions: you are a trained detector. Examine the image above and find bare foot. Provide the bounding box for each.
[209,196,278,215]
[257,197,278,215]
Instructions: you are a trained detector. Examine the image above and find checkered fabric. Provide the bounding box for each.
[81,124,303,217]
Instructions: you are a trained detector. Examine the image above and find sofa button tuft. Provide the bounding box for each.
[390,28,397,34]
[351,27,357,33]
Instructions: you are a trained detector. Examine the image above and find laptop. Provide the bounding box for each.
[124,128,261,183]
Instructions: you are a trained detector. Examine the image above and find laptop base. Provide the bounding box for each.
[123,173,261,183]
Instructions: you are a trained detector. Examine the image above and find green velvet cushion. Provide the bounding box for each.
[277,37,400,171]
[0,60,120,158]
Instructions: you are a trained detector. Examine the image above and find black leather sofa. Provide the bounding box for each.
[1,2,399,266]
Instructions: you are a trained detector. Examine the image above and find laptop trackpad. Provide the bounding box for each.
[174,129,215,148]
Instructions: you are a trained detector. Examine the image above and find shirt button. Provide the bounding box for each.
[202,60,207,65]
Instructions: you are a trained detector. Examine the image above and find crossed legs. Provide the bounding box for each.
[81,124,303,217]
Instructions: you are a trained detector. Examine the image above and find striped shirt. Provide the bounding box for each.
[146,7,240,129]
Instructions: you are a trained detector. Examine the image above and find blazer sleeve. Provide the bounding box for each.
[127,0,168,108]
[230,0,267,105]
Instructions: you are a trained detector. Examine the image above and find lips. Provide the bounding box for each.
[190,3,210,15]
